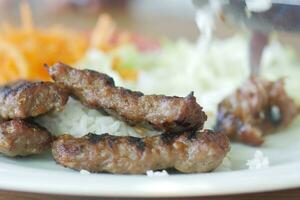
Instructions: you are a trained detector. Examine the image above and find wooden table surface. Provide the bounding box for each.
[1,188,300,200]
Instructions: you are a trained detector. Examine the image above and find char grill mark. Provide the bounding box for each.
[86,133,106,144]
[160,133,179,145]
[47,62,207,133]
[127,137,145,152]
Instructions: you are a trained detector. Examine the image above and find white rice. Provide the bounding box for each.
[35,98,158,137]
[246,150,270,170]
[80,170,91,175]
[146,170,169,177]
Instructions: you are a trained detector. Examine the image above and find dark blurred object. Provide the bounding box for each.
[193,0,300,33]
[249,31,268,75]
[221,1,300,33]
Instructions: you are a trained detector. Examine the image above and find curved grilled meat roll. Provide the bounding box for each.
[47,62,207,133]
[52,130,229,174]
[216,76,299,146]
[0,119,52,157]
[0,81,69,119]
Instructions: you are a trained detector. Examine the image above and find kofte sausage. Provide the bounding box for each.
[52,130,229,174]
[0,119,52,157]
[0,81,69,119]
[47,62,207,133]
[216,76,299,146]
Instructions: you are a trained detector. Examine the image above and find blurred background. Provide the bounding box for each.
[0,0,237,40]
[1,0,299,51]
[0,0,300,86]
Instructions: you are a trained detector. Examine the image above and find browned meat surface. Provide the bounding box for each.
[47,62,207,133]
[216,76,299,146]
[0,119,52,157]
[0,81,69,119]
[52,130,229,174]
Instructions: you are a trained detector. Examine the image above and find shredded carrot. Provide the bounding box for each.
[0,2,88,84]
[20,1,34,32]
[91,14,139,81]
[90,14,116,51]
[90,14,132,52]
[0,3,145,84]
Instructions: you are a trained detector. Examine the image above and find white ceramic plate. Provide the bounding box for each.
[0,119,300,197]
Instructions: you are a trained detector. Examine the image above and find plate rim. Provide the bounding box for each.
[0,161,299,197]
